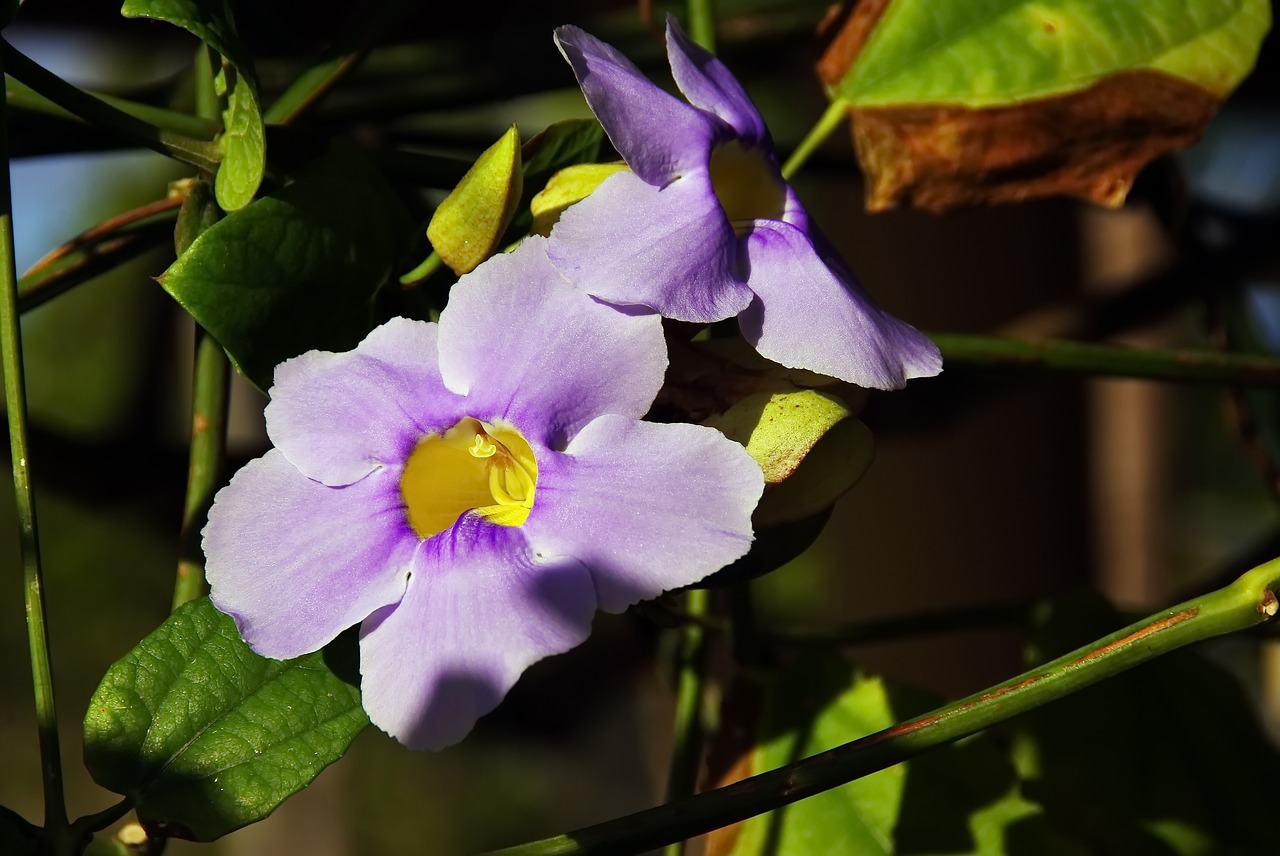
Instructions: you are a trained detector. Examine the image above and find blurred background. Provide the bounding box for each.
[0,1,1277,853]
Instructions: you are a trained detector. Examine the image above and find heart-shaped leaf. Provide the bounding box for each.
[161,144,414,390]
[84,598,367,842]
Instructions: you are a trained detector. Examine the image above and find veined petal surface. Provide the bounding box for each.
[555,25,717,185]
[665,16,769,145]
[525,414,762,613]
[266,318,462,487]
[438,237,667,448]
[205,450,416,659]
[547,171,753,323]
[358,518,596,750]
[740,220,942,388]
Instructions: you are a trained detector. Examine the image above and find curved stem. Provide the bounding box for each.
[0,47,66,833]
[0,40,220,172]
[781,99,847,181]
[662,588,711,856]
[484,558,1280,856]
[933,332,1280,387]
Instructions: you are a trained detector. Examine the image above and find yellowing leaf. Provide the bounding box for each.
[427,125,523,274]
[819,0,1271,211]
[530,162,628,236]
[706,389,873,527]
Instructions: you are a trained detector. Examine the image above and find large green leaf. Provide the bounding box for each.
[84,598,368,842]
[712,654,1080,855]
[121,0,265,209]
[161,145,414,391]
[834,0,1270,107]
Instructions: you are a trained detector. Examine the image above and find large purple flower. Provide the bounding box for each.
[547,17,941,389]
[203,237,762,750]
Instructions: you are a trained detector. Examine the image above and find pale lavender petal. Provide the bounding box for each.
[740,220,942,388]
[205,450,416,659]
[665,16,769,145]
[548,171,754,323]
[554,25,718,185]
[358,517,596,750]
[438,237,666,448]
[524,414,762,612]
[265,318,464,487]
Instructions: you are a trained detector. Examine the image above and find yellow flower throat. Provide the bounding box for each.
[400,417,538,539]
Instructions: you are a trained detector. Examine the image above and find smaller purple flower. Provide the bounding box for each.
[548,17,941,389]
[203,237,762,750]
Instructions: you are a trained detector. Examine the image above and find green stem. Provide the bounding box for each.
[399,250,443,286]
[687,0,718,52]
[780,99,847,181]
[0,40,220,172]
[484,559,1280,856]
[933,332,1280,387]
[0,47,66,834]
[662,588,711,856]
[173,329,229,609]
[4,77,219,140]
[172,181,229,610]
[69,797,134,838]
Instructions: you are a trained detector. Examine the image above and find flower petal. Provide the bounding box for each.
[358,517,596,750]
[740,220,942,388]
[554,25,718,185]
[265,318,464,487]
[548,170,754,323]
[665,16,769,145]
[524,414,762,613]
[438,237,667,448]
[204,449,416,659]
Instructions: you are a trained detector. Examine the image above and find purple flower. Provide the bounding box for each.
[547,17,941,389]
[203,237,762,750]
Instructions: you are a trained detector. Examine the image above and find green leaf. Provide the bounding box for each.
[834,0,1270,108]
[0,805,39,856]
[121,0,265,208]
[1008,593,1280,855]
[712,653,1081,856]
[160,144,414,391]
[427,125,523,275]
[83,597,368,842]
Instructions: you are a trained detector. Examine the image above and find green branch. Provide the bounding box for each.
[485,559,1280,856]
[687,0,718,53]
[933,332,1280,387]
[18,197,179,314]
[0,47,66,837]
[781,99,847,181]
[171,181,229,609]
[5,77,219,140]
[1,40,220,171]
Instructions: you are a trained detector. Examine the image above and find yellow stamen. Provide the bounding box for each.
[400,417,538,538]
